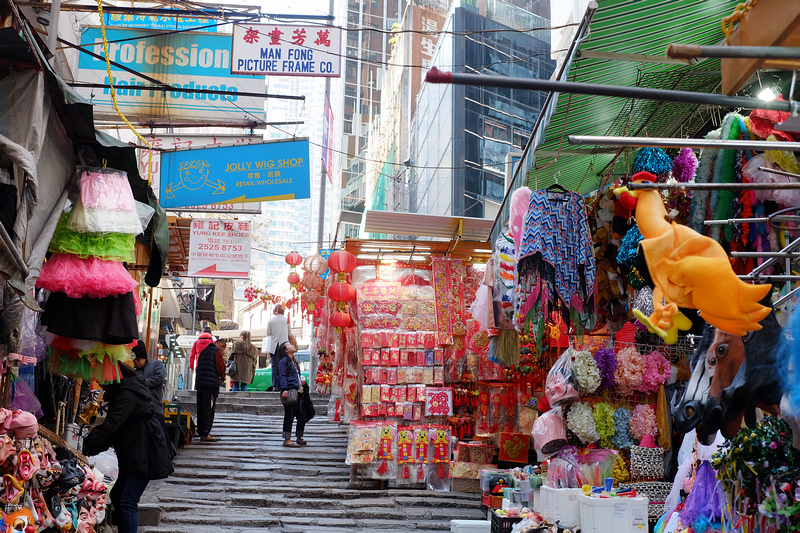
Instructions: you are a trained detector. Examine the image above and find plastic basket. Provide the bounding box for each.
[619,481,673,519]
[490,511,523,533]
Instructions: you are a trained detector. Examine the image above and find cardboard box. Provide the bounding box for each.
[452,478,482,494]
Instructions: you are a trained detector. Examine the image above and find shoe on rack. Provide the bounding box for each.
[200,436,220,442]
[282,440,301,448]
[296,438,307,446]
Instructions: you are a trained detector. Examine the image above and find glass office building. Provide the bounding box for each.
[410,2,554,219]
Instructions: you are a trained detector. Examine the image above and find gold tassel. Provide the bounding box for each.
[656,384,671,451]
[495,329,520,366]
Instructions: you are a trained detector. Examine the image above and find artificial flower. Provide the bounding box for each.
[593,402,616,449]
[639,350,672,394]
[614,346,645,395]
[573,350,601,394]
[611,407,634,449]
[593,348,617,391]
[566,402,599,444]
[630,404,658,441]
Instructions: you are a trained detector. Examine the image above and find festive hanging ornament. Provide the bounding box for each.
[304,254,329,275]
[285,251,303,267]
[287,272,301,288]
[330,311,352,331]
[328,282,356,305]
[301,290,323,313]
[301,271,324,291]
[328,250,357,281]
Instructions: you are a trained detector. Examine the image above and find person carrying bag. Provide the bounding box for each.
[276,342,307,448]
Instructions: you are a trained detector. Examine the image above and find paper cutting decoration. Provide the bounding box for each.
[499,432,530,463]
[425,387,454,417]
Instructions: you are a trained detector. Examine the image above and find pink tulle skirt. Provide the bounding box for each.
[80,170,137,211]
[37,253,139,298]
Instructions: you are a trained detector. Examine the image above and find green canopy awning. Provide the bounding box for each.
[523,0,736,196]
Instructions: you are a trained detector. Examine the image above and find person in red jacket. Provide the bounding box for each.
[189,327,214,375]
[193,331,226,442]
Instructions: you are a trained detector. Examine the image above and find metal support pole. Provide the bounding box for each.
[46,0,61,54]
[627,181,800,191]
[317,0,335,250]
[705,216,800,225]
[425,68,799,112]
[569,135,800,151]
[775,286,800,307]
[737,275,800,282]
[731,251,800,258]
[744,236,800,279]
[666,44,800,61]
[759,166,800,179]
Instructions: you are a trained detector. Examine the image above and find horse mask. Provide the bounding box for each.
[673,296,783,444]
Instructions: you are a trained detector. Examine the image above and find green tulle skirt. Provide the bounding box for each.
[49,211,136,262]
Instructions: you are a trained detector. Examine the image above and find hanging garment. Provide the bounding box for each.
[40,291,140,345]
[517,189,595,321]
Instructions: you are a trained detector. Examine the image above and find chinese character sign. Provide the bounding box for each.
[231,24,341,77]
[159,138,311,208]
[188,219,252,278]
[357,282,401,301]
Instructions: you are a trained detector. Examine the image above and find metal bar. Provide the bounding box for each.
[750,236,800,277]
[737,275,800,281]
[774,286,800,307]
[578,49,692,65]
[569,135,800,151]
[731,251,800,258]
[425,69,798,113]
[627,181,800,190]
[705,216,800,225]
[667,44,800,60]
[68,82,305,101]
[758,166,800,179]
[17,3,260,18]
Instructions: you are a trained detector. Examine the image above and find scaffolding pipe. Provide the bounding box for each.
[568,135,800,151]
[731,251,800,258]
[667,44,800,60]
[775,286,800,307]
[737,275,800,282]
[748,236,800,278]
[425,68,799,112]
[705,216,800,225]
[627,181,800,191]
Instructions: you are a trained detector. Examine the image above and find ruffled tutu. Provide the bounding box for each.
[41,292,140,344]
[80,170,137,211]
[37,253,139,298]
[49,211,135,262]
[68,196,143,235]
[49,348,126,383]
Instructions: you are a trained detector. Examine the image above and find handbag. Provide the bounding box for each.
[226,359,237,377]
[301,389,316,422]
[281,389,299,406]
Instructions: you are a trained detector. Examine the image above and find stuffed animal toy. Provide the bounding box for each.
[615,171,771,343]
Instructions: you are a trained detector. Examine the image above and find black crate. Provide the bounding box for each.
[490,511,523,533]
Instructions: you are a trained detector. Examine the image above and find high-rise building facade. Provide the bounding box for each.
[409,2,554,220]
[336,0,404,239]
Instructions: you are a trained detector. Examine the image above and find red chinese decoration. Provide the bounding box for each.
[330,311,352,331]
[328,282,356,304]
[327,250,357,277]
[285,251,303,267]
[287,272,301,287]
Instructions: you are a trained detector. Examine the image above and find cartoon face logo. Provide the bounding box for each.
[434,429,448,444]
[380,426,393,440]
[178,160,210,189]
[397,430,412,445]
[415,431,429,445]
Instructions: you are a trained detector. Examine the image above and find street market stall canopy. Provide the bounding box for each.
[167,217,192,274]
[363,210,494,241]
[344,237,492,265]
[509,0,737,207]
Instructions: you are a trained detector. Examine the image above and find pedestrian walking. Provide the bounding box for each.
[266,304,290,369]
[132,339,166,403]
[189,326,213,382]
[229,330,258,391]
[276,341,307,448]
[82,361,173,533]
[194,331,226,442]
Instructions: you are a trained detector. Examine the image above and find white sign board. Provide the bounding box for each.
[139,134,262,212]
[231,23,341,77]
[77,27,265,123]
[188,219,252,278]
[175,335,199,348]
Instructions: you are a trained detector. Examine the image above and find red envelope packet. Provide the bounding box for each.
[424,333,436,349]
[381,384,390,403]
[379,404,387,416]
[388,368,397,385]
[416,351,426,367]
[434,366,444,385]
[380,369,388,384]
[387,405,396,417]
[403,402,414,421]
[434,348,444,365]
[362,333,372,347]
[380,349,390,366]
[397,385,407,403]
[399,350,409,367]
[390,333,400,348]
[379,332,389,348]
[413,403,423,421]
[390,348,400,366]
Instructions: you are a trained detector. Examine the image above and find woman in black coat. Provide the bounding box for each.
[276,342,307,448]
[83,362,173,533]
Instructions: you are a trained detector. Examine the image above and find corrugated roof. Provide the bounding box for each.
[524,0,736,196]
[363,210,495,241]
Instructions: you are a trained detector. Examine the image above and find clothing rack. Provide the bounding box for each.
[568,135,800,151]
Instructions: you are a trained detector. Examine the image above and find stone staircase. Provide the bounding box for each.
[173,390,331,416]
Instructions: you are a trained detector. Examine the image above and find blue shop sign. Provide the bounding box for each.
[159,138,311,208]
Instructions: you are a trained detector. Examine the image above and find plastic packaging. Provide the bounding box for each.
[532,408,567,460]
[545,349,579,406]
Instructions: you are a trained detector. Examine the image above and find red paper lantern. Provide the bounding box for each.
[330,311,352,329]
[288,272,301,286]
[301,272,324,291]
[328,281,356,303]
[285,251,303,267]
[327,250,357,274]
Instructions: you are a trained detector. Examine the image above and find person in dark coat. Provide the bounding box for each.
[132,339,166,403]
[83,362,172,533]
[193,331,226,442]
[276,341,307,448]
